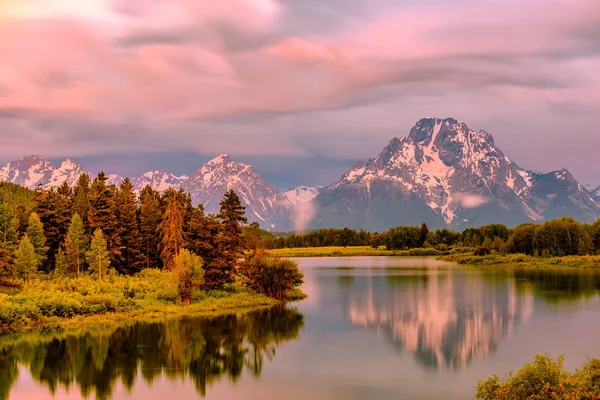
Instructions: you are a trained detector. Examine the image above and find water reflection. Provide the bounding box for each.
[0,305,303,400]
[343,269,541,371]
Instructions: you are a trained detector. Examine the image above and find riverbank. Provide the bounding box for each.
[0,269,302,334]
[267,246,442,257]
[439,253,600,268]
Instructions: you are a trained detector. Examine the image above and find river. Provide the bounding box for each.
[3,256,600,399]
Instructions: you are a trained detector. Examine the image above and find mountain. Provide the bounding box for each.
[310,118,600,230]
[283,186,322,205]
[0,155,86,189]
[2,118,599,231]
[182,154,292,230]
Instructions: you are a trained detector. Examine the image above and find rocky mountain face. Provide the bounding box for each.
[1,118,598,231]
[0,156,86,189]
[182,155,292,230]
[283,186,322,205]
[0,154,293,230]
[310,118,600,230]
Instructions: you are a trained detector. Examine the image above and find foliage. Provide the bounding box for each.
[174,249,204,305]
[476,354,600,400]
[239,251,304,300]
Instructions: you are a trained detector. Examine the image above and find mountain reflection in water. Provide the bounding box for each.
[342,268,600,371]
[0,305,303,400]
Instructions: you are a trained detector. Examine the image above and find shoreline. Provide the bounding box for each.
[267,246,442,258]
[0,292,283,336]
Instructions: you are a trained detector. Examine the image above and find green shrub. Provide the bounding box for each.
[239,251,304,300]
[476,354,600,400]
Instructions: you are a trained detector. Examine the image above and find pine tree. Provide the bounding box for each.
[419,223,429,248]
[158,189,186,270]
[139,186,163,269]
[72,173,91,232]
[203,190,247,289]
[54,247,68,277]
[187,205,224,288]
[26,212,48,267]
[14,235,39,281]
[114,178,143,274]
[89,172,122,263]
[66,213,88,277]
[0,241,13,279]
[35,188,70,272]
[86,229,111,280]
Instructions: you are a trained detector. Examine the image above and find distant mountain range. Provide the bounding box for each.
[1,117,599,231]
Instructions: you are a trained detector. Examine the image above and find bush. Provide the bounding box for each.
[476,354,600,400]
[239,251,304,300]
[474,246,491,256]
[174,250,204,305]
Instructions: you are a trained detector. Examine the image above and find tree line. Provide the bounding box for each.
[0,174,248,290]
[267,219,600,257]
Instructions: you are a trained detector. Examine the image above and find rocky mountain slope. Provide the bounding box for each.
[310,118,600,230]
[1,118,598,231]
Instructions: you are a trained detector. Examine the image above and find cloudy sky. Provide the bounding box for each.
[0,0,599,188]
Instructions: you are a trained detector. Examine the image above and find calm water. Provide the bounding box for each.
[4,257,600,400]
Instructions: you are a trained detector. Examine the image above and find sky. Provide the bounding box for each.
[0,0,599,188]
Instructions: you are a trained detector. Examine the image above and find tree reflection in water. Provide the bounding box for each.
[0,305,304,400]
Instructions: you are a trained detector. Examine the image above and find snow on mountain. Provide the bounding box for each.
[0,155,85,189]
[311,118,600,230]
[183,154,293,230]
[2,119,599,231]
[283,186,322,205]
[132,170,186,192]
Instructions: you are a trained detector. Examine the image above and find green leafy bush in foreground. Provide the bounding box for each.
[239,251,304,300]
[476,354,600,400]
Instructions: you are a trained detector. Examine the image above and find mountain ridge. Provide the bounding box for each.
[1,117,598,231]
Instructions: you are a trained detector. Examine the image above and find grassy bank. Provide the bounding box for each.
[439,252,600,268]
[0,269,285,334]
[267,246,442,257]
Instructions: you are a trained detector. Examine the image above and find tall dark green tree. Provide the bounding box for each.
[139,186,163,269]
[158,189,186,270]
[187,205,223,288]
[203,190,247,289]
[35,188,70,272]
[114,178,143,274]
[419,222,429,247]
[89,172,122,263]
[14,235,39,281]
[72,173,91,232]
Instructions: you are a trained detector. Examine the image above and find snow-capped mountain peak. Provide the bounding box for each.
[284,186,323,205]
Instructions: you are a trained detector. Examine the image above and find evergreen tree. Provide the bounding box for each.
[202,190,247,289]
[158,189,186,270]
[419,223,429,247]
[14,235,39,281]
[72,173,91,231]
[89,172,122,263]
[187,205,224,288]
[35,188,70,272]
[0,202,18,250]
[139,186,163,269]
[26,212,48,266]
[0,241,13,279]
[54,247,68,277]
[114,178,143,274]
[86,229,111,280]
[66,213,88,277]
